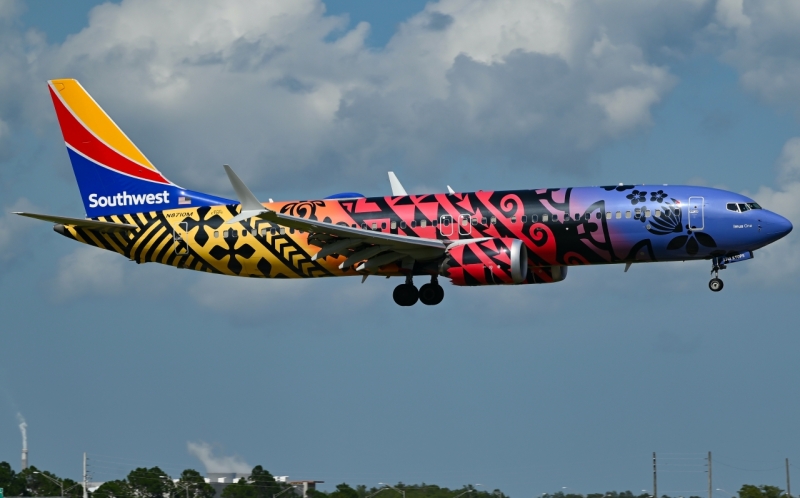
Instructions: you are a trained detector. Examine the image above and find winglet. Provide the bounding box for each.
[223,165,269,224]
[447,185,455,194]
[388,172,408,196]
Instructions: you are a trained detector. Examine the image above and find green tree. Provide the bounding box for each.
[94,480,132,498]
[329,484,358,498]
[127,467,174,498]
[222,479,256,498]
[0,462,28,496]
[174,470,215,498]
[739,485,784,498]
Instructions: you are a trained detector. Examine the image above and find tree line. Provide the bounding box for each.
[0,461,789,498]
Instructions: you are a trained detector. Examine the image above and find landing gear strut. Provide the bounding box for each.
[393,275,419,306]
[419,276,445,306]
[709,258,726,292]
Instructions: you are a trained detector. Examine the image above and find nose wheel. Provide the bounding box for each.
[709,258,726,292]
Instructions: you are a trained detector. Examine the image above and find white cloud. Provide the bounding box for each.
[9,0,684,194]
[187,441,251,474]
[0,198,39,262]
[54,245,126,300]
[714,0,800,114]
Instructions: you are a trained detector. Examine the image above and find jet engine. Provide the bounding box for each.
[440,238,528,286]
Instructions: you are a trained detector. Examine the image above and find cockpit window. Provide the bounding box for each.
[747,202,762,210]
[738,203,750,212]
[726,203,739,212]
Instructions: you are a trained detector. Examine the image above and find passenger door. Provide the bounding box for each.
[688,196,704,231]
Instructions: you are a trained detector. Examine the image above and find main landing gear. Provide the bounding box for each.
[709,258,726,292]
[393,275,444,306]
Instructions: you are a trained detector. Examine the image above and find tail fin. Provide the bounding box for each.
[48,79,233,217]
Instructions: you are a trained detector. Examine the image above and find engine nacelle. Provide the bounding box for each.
[440,238,528,286]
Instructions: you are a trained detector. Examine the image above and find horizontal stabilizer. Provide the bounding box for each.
[14,212,137,232]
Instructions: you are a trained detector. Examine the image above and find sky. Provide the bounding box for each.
[1,0,800,496]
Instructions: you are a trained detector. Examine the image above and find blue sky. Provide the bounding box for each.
[1,0,800,496]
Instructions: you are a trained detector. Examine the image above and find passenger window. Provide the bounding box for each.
[261,228,267,236]
[585,213,591,220]
[400,221,406,228]
[361,223,368,229]
[553,214,559,221]
[625,211,631,218]
[564,214,570,221]
[420,220,427,227]
[462,218,469,226]
[521,215,527,223]
[532,214,539,222]
[490,216,496,225]
[290,228,295,234]
[280,227,286,235]
[615,211,621,219]
[542,214,549,222]
[411,220,416,228]
[634,208,641,216]
[433,220,439,227]
[738,203,750,212]
[481,218,487,224]
[214,231,219,238]
[645,209,651,217]
[381,222,387,229]
[372,222,378,229]
[390,221,396,229]
[251,228,257,236]
[511,216,517,223]
[655,210,661,217]
[271,228,276,234]
[726,203,739,212]
[471,218,478,226]
[605,212,611,220]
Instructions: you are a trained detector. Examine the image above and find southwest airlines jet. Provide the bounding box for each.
[16,80,793,306]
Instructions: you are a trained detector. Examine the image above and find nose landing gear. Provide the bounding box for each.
[709,258,726,292]
[392,275,444,306]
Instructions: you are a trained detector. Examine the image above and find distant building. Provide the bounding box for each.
[204,473,321,498]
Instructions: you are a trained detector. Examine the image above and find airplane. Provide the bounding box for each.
[15,79,794,306]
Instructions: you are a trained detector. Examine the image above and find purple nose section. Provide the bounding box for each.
[765,212,793,239]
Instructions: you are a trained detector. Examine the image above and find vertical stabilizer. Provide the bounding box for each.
[48,79,233,217]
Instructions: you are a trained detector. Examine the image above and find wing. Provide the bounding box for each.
[15,212,137,232]
[222,166,446,273]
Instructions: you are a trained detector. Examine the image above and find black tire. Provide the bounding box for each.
[709,278,724,292]
[419,283,437,305]
[393,283,418,306]
[432,284,444,305]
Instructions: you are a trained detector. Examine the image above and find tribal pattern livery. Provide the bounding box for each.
[15,79,793,306]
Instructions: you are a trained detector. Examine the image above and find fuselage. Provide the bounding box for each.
[55,184,792,281]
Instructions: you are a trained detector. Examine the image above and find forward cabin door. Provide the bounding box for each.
[688,196,704,231]
[174,221,189,255]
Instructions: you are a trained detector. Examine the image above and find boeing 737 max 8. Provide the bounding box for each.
[15,80,794,306]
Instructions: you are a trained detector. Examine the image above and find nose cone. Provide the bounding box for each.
[764,211,793,240]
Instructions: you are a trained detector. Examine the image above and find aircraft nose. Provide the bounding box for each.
[764,211,793,239]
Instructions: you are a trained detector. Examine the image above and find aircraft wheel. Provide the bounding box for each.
[709,278,724,292]
[393,283,419,306]
[419,283,442,305]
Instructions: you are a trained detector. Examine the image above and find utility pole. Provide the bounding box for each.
[708,451,712,498]
[82,453,88,498]
[787,458,791,498]
[653,452,658,498]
